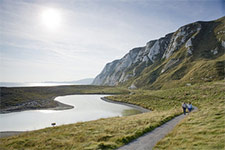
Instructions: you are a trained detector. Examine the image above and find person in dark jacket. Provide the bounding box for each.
[182,102,187,115]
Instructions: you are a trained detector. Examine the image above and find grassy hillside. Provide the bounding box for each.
[119,17,225,89]
[154,81,225,149]
[121,52,224,90]
[0,81,224,149]
[155,96,225,149]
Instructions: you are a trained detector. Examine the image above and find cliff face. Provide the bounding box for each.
[92,33,173,86]
[92,16,225,88]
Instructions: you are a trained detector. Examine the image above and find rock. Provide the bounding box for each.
[211,47,218,55]
[128,83,137,90]
[163,23,201,59]
[186,83,191,86]
[221,41,225,48]
[92,17,224,87]
[92,34,172,85]
[161,58,180,73]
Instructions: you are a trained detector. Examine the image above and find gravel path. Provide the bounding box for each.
[117,107,197,150]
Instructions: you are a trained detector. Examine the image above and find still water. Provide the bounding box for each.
[0,95,141,131]
[0,82,75,87]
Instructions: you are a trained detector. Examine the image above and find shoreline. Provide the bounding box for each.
[46,96,74,111]
[0,94,120,114]
[101,97,150,113]
[0,97,74,138]
[0,95,150,138]
[0,99,74,114]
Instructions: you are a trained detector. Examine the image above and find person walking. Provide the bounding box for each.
[182,102,187,115]
[187,102,192,113]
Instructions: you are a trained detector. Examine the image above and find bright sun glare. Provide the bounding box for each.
[41,8,61,30]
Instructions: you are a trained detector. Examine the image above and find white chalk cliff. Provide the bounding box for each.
[92,17,225,87]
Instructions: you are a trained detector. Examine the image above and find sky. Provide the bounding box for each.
[0,0,224,82]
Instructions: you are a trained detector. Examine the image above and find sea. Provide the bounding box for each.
[0,82,76,87]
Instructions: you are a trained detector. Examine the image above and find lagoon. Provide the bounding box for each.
[0,95,141,131]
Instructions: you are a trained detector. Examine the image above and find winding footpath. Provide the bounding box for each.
[117,106,197,150]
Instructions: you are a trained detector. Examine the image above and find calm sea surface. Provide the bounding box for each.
[0,95,141,131]
[0,82,75,87]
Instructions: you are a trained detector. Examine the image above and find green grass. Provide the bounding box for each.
[154,91,225,149]
[0,110,180,150]
[0,81,224,149]
[110,81,225,149]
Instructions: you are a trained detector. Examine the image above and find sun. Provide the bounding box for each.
[40,8,61,30]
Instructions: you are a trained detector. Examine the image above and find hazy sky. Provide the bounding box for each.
[0,0,224,82]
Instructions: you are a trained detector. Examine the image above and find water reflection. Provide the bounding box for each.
[37,110,61,113]
[0,95,141,131]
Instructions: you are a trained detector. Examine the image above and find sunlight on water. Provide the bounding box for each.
[37,110,60,113]
[0,95,142,131]
[0,82,75,87]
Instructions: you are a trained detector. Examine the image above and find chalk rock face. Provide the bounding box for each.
[92,48,142,85]
[92,60,120,85]
[92,33,172,85]
[92,17,225,86]
[128,83,137,89]
[146,33,173,63]
[162,23,201,59]
[222,41,225,48]
[161,58,180,74]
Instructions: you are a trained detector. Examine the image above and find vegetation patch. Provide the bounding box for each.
[0,81,224,149]
[155,93,225,149]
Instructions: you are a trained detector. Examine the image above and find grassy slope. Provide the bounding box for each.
[155,82,225,150]
[155,98,225,150]
[119,17,224,90]
[0,110,179,150]
[0,81,224,149]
